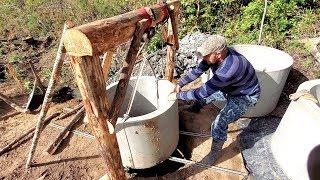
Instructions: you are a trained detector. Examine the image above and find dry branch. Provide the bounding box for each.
[0,111,21,121]
[0,112,60,156]
[58,104,83,120]
[46,107,85,154]
[28,61,45,93]
[6,63,24,94]
[0,92,29,113]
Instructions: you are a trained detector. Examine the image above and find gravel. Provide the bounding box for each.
[107,31,210,84]
[236,117,289,180]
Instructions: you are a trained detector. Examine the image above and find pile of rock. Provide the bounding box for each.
[107,31,209,84]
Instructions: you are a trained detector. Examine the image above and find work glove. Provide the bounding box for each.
[168,92,177,101]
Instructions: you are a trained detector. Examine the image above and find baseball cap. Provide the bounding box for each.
[196,35,227,58]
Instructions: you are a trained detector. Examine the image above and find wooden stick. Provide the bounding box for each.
[58,104,83,120]
[102,49,116,81]
[28,61,45,93]
[0,92,29,113]
[0,111,21,121]
[6,63,24,94]
[26,22,74,169]
[0,112,60,156]
[108,20,148,126]
[46,107,84,154]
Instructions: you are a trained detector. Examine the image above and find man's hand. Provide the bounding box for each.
[174,85,181,93]
[168,92,177,101]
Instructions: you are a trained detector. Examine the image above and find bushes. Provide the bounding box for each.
[0,0,156,38]
[180,0,319,48]
[0,0,319,50]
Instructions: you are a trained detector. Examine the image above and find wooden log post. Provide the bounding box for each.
[71,0,179,55]
[165,3,180,82]
[70,55,120,177]
[69,19,148,180]
[108,20,148,125]
[102,49,116,81]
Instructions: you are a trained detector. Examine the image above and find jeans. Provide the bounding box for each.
[199,91,259,142]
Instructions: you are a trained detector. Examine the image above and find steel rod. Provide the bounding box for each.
[168,156,248,177]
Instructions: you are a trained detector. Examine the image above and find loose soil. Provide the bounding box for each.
[0,79,248,179]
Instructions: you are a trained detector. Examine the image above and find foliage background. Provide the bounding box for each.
[0,0,319,90]
[1,0,319,47]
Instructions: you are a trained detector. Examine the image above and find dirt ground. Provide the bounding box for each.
[0,79,249,179]
[1,38,319,179]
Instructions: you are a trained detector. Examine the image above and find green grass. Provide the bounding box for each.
[0,0,156,38]
[23,79,33,93]
[40,67,52,80]
[8,54,23,63]
[302,57,314,68]
[315,70,320,79]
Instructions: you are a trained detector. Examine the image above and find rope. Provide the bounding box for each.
[120,37,156,168]
[258,0,267,45]
[145,55,160,108]
[125,53,148,115]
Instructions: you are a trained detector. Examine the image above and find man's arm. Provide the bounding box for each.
[177,73,231,101]
[178,60,210,88]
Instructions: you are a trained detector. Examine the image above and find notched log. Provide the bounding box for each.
[63,29,93,57]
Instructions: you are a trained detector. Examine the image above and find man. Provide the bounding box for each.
[170,35,260,164]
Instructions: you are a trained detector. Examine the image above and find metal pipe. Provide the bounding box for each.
[48,123,95,139]
[168,156,248,177]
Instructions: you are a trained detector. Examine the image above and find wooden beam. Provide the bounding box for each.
[165,3,180,82]
[63,29,93,57]
[46,107,84,154]
[168,4,180,50]
[108,20,148,125]
[102,49,116,81]
[0,92,29,113]
[64,0,179,55]
[165,46,175,82]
